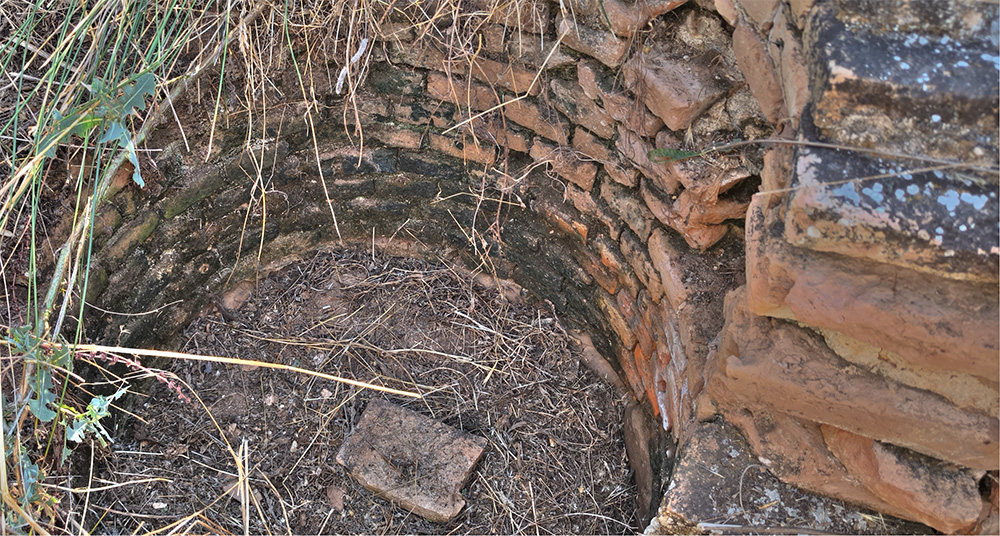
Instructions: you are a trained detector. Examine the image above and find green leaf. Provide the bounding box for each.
[66,419,89,443]
[27,367,57,422]
[649,147,702,164]
[120,73,156,113]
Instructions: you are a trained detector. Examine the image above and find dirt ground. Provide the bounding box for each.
[80,248,637,534]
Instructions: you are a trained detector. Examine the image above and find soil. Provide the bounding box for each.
[80,248,637,534]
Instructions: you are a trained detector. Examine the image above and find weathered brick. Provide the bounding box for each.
[733,21,786,124]
[594,234,641,297]
[785,146,998,281]
[600,179,655,241]
[740,0,780,29]
[807,4,999,165]
[530,140,598,191]
[577,60,664,137]
[623,47,733,131]
[395,44,541,96]
[365,124,423,149]
[427,73,570,144]
[598,290,637,350]
[648,228,692,311]
[768,9,809,126]
[530,189,589,242]
[484,24,576,68]
[716,285,999,469]
[619,229,665,303]
[550,79,616,139]
[564,0,688,37]
[573,127,638,188]
[557,17,630,68]
[747,195,1000,383]
[714,0,737,25]
[467,0,551,34]
[427,133,496,165]
[616,125,674,191]
[822,426,985,534]
[577,241,619,294]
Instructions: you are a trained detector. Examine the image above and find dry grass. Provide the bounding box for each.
[76,248,635,534]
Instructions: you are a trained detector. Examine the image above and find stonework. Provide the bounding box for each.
[64,0,999,533]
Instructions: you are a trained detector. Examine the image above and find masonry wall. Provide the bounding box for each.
[63,0,999,533]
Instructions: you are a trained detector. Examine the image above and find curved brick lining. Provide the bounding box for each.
[61,0,999,532]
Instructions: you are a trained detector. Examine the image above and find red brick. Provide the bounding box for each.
[366,124,422,149]
[427,73,569,144]
[822,425,985,534]
[399,45,541,96]
[467,0,550,34]
[594,235,640,297]
[714,0,737,25]
[427,133,496,165]
[746,195,1000,382]
[558,17,630,68]
[600,179,655,241]
[599,290,637,350]
[620,229,665,303]
[570,0,688,37]
[550,79,616,139]
[648,229,692,311]
[741,0,780,29]
[717,286,999,469]
[623,48,732,131]
[577,242,619,294]
[573,127,638,187]
[577,60,664,137]
[616,125,675,191]
[768,10,810,125]
[531,190,589,242]
[733,21,786,124]
[530,140,598,191]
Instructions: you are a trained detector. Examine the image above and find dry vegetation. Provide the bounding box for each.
[0,0,632,533]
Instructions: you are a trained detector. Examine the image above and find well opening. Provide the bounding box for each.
[3,0,997,533]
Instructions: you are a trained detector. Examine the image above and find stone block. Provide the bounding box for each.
[785,146,998,282]
[529,188,590,242]
[557,17,630,68]
[336,399,487,523]
[717,284,1000,469]
[549,79,615,139]
[747,195,1000,382]
[806,4,999,166]
[822,425,986,534]
[624,47,733,131]
[732,21,786,124]
[530,140,598,191]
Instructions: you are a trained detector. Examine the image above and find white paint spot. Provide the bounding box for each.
[960,192,988,210]
[907,184,920,195]
[900,62,911,70]
[931,114,941,122]
[807,226,821,238]
[937,189,960,211]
